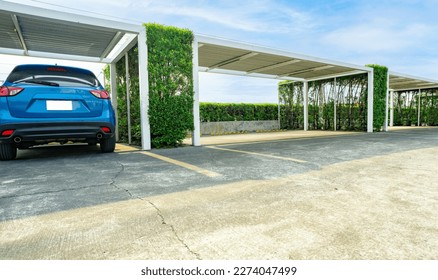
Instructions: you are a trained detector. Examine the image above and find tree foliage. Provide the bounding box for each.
[278,74,368,131]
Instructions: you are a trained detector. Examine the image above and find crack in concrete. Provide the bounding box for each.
[144,199,202,260]
[109,161,134,198]
[108,161,201,259]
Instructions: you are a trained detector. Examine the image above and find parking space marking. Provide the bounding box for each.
[207,146,307,163]
[115,144,140,153]
[139,151,221,178]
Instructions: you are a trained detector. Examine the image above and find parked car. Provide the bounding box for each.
[0,64,116,160]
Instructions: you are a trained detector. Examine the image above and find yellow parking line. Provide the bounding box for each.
[115,144,141,153]
[139,151,221,178]
[207,146,307,163]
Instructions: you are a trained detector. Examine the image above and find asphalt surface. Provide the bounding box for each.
[1,127,437,259]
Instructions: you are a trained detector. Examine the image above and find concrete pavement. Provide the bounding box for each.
[1,127,437,259]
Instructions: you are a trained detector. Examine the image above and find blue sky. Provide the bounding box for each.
[2,0,438,103]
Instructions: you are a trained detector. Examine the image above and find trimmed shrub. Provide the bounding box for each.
[200,102,278,122]
[146,23,195,147]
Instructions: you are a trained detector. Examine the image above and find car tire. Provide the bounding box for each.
[100,136,116,153]
[0,143,17,160]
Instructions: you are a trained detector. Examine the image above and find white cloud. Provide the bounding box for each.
[322,21,434,53]
[132,0,314,34]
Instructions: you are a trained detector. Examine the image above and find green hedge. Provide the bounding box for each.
[146,23,194,147]
[366,64,388,131]
[200,102,278,122]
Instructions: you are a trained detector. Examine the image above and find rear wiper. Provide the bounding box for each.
[15,79,59,87]
[72,80,96,87]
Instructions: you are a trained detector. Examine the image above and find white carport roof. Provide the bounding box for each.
[389,71,438,91]
[0,1,142,63]
[195,34,372,82]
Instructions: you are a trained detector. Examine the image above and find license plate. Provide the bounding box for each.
[46,100,73,111]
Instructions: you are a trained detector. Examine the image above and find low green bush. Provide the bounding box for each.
[200,102,278,122]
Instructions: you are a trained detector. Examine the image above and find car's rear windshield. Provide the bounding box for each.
[6,65,101,87]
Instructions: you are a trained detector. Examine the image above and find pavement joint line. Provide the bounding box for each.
[207,146,307,163]
[138,151,221,178]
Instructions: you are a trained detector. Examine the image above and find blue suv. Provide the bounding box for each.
[0,64,116,160]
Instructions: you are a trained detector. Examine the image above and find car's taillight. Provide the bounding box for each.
[1,129,14,137]
[101,126,111,133]
[90,90,110,99]
[0,86,24,97]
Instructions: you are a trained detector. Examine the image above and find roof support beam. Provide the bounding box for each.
[306,70,367,82]
[391,80,422,86]
[0,47,112,63]
[281,65,335,76]
[100,31,124,60]
[207,52,258,69]
[11,14,28,55]
[108,34,138,63]
[199,66,305,82]
[389,77,406,82]
[247,59,301,73]
[391,86,438,91]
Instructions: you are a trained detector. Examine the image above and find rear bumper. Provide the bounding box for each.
[0,122,115,144]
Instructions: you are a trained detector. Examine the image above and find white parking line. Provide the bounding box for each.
[207,146,307,163]
[139,151,221,178]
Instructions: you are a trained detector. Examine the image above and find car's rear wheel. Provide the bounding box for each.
[100,136,115,153]
[0,143,17,160]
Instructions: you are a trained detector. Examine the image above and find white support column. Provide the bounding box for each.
[125,54,132,145]
[418,89,421,126]
[390,90,394,127]
[109,63,119,141]
[277,92,281,130]
[138,28,151,150]
[384,72,389,132]
[333,77,337,131]
[192,37,201,146]
[303,81,308,131]
[367,70,374,133]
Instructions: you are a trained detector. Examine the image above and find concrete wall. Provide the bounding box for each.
[201,120,280,135]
